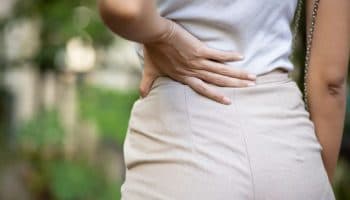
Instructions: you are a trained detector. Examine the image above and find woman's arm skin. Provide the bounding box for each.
[306,0,350,184]
[98,0,171,43]
[98,0,257,105]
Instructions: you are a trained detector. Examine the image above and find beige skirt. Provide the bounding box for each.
[120,68,335,200]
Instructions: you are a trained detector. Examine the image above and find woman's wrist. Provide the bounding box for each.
[144,17,176,45]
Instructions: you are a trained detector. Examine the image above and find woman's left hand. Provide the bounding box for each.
[138,19,256,105]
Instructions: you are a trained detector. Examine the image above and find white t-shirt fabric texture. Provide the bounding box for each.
[133,0,299,76]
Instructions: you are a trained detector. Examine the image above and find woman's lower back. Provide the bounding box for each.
[120,68,335,200]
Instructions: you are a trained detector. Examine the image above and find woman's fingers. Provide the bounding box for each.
[183,76,232,105]
[193,69,256,87]
[199,46,244,62]
[195,59,257,81]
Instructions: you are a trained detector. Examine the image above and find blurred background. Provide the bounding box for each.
[0,0,349,200]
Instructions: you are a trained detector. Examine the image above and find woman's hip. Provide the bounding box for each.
[122,67,334,199]
[128,67,324,157]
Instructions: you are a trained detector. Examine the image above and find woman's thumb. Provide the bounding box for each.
[139,46,161,98]
[139,73,155,98]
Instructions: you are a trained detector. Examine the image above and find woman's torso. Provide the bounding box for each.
[134,0,299,76]
[122,2,337,199]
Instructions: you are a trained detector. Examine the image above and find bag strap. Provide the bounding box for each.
[291,0,321,112]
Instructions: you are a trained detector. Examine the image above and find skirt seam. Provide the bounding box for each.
[231,88,256,200]
[183,85,199,162]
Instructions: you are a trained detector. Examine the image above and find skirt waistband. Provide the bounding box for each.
[254,68,291,85]
[152,67,292,89]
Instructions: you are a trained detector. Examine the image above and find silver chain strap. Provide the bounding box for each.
[290,0,321,112]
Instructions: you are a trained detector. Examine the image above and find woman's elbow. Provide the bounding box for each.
[98,0,142,23]
[327,79,347,97]
[320,64,348,96]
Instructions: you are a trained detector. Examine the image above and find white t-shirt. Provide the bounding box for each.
[134,0,299,76]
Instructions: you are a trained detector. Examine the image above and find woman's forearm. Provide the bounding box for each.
[306,0,350,183]
[309,80,347,183]
[98,0,171,43]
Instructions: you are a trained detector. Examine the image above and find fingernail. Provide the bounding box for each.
[237,54,245,59]
[222,96,231,104]
[247,82,256,86]
[248,74,257,79]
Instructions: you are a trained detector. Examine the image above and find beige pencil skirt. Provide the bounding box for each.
[120,68,336,200]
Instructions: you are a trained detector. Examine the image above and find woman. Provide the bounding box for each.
[98,0,349,199]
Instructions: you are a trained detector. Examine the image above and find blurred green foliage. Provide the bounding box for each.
[334,158,350,200]
[78,84,139,145]
[15,109,122,200]
[12,0,114,70]
[17,110,65,151]
[47,160,120,200]
[1,0,130,199]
